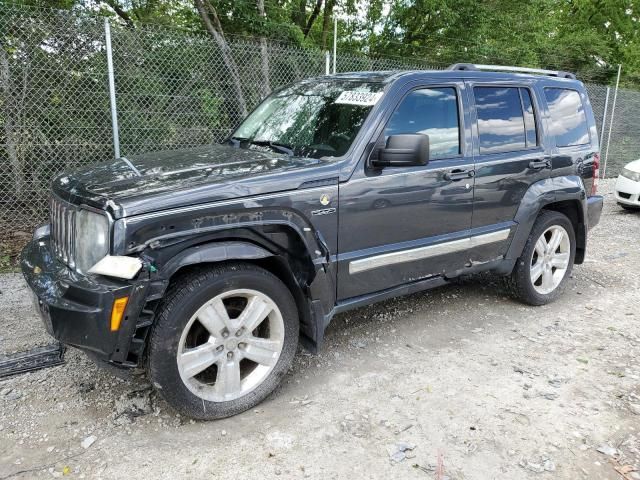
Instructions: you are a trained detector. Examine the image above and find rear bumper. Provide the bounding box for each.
[586,195,603,230]
[20,236,148,365]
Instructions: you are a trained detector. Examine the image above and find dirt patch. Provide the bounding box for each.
[0,179,639,479]
[0,273,53,355]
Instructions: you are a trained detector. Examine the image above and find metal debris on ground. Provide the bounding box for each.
[0,342,65,378]
[81,435,97,449]
[596,444,620,457]
[387,441,416,462]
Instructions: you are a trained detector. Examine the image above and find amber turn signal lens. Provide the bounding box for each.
[110,297,129,332]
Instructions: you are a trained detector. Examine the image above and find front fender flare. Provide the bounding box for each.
[159,241,273,279]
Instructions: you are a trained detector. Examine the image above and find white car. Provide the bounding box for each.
[615,159,640,210]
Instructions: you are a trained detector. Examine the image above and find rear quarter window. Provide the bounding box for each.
[544,88,590,147]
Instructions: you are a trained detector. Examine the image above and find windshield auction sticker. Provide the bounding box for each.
[334,91,384,106]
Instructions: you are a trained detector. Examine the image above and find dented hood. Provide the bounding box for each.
[51,144,332,218]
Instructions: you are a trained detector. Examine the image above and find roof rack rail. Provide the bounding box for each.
[448,63,577,80]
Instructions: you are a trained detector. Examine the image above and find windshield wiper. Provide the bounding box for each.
[249,140,295,156]
[227,136,248,148]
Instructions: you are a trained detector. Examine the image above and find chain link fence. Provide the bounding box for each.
[1,7,112,238]
[1,4,639,246]
[110,25,329,156]
[602,87,640,177]
[584,83,610,144]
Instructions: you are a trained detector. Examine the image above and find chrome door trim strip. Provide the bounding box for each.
[348,228,511,274]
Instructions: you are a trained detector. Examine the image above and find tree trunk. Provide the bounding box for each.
[303,0,323,38]
[256,0,271,97]
[0,44,23,199]
[292,0,307,29]
[321,0,334,50]
[194,0,248,118]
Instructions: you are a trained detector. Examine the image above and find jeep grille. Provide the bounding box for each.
[50,195,77,269]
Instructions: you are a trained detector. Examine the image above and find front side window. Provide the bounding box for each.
[384,87,460,159]
[231,80,385,159]
[544,88,590,147]
[475,86,534,154]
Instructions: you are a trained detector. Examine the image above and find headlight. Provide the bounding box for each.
[621,168,640,182]
[33,223,50,241]
[75,209,110,273]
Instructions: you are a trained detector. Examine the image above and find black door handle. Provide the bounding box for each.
[444,169,475,181]
[529,159,551,170]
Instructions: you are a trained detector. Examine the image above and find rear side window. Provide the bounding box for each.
[474,87,538,154]
[544,88,590,147]
[384,87,460,159]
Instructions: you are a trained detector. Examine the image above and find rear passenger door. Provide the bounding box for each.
[467,82,551,260]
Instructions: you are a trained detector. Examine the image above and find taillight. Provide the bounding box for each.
[591,153,600,196]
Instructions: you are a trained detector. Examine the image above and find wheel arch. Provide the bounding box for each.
[144,224,333,353]
[505,176,588,267]
[160,240,274,279]
[541,199,586,264]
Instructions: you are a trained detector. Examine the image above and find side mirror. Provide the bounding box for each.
[372,134,429,168]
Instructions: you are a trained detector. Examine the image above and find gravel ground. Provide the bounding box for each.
[1,179,639,480]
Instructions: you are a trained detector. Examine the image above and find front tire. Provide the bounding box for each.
[147,263,298,420]
[502,210,576,306]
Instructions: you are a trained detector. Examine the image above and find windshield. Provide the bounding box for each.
[229,80,385,159]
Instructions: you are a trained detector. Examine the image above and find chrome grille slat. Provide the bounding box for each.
[69,209,76,268]
[54,200,60,259]
[63,206,70,262]
[53,198,60,257]
[61,204,67,263]
[49,195,76,268]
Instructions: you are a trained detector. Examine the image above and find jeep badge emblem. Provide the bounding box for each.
[320,194,331,206]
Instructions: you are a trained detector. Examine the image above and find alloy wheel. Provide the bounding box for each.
[176,289,285,402]
[529,225,571,295]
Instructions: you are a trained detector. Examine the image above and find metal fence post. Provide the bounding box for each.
[599,86,610,178]
[603,64,622,178]
[599,87,610,152]
[332,17,337,74]
[325,51,330,75]
[104,18,121,159]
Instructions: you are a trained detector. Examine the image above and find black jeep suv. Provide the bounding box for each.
[22,64,603,419]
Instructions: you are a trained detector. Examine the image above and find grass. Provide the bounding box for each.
[0,235,26,274]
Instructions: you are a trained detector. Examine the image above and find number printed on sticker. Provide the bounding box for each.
[334,91,384,106]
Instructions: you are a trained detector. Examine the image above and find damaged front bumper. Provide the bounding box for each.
[20,236,150,367]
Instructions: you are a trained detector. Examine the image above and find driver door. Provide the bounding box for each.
[336,82,475,299]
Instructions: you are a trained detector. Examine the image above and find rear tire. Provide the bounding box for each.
[502,210,576,306]
[147,263,298,420]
